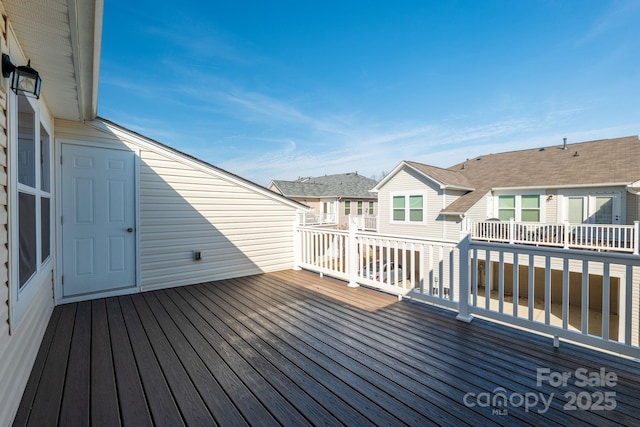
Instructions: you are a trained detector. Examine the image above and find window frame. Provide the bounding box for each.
[390,192,426,224]
[9,94,53,328]
[344,200,351,215]
[495,193,544,223]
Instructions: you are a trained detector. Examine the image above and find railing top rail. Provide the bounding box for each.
[355,230,460,246]
[468,238,640,263]
[296,226,349,235]
[473,219,635,228]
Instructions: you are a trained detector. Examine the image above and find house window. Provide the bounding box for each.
[368,201,374,215]
[498,194,540,222]
[393,196,405,221]
[498,195,516,221]
[344,200,351,215]
[357,201,363,215]
[521,195,540,222]
[12,95,52,324]
[568,197,585,224]
[392,194,424,223]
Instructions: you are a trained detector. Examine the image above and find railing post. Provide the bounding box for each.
[634,221,639,256]
[347,217,360,287]
[456,234,473,323]
[563,221,570,249]
[509,218,515,244]
[293,219,302,270]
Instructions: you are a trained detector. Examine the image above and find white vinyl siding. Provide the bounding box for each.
[0,50,55,426]
[377,168,443,239]
[55,120,300,292]
[0,271,53,427]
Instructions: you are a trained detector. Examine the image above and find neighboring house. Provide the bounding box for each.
[374,136,640,242]
[372,136,640,338]
[269,172,378,229]
[0,1,306,425]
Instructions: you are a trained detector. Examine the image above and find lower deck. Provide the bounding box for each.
[14,270,640,426]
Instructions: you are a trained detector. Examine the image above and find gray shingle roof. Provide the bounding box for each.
[403,135,640,214]
[441,135,640,214]
[271,172,378,198]
[405,161,473,190]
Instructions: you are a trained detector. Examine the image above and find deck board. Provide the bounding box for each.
[118,295,185,426]
[14,269,640,426]
[59,301,91,427]
[104,298,152,427]
[90,300,121,427]
[13,304,62,427]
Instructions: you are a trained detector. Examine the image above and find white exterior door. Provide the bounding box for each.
[61,144,136,298]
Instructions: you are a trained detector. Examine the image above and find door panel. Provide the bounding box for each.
[564,193,621,225]
[594,196,614,224]
[61,144,136,297]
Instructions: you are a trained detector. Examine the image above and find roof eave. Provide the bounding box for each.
[72,0,103,121]
[444,185,475,192]
[491,182,632,191]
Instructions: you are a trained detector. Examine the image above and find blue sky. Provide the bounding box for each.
[99,0,640,185]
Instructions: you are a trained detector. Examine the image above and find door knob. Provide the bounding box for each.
[127,228,133,233]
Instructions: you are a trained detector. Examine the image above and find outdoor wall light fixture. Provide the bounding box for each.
[2,54,41,99]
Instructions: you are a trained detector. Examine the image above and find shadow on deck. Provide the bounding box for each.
[14,270,640,426]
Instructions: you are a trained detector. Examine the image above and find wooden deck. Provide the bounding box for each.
[14,269,640,426]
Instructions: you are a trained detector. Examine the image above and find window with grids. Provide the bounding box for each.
[344,200,351,215]
[17,97,51,289]
[498,194,540,222]
[392,194,424,222]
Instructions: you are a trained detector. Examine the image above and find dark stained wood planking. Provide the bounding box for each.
[12,306,62,427]
[23,303,77,425]
[118,295,186,426]
[59,301,91,427]
[104,297,153,427]
[14,270,640,426]
[89,300,121,427]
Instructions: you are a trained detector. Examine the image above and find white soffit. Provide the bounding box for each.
[3,0,102,121]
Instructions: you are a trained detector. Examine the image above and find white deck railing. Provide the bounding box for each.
[459,238,640,358]
[294,222,640,358]
[350,214,378,231]
[299,212,337,226]
[471,219,640,255]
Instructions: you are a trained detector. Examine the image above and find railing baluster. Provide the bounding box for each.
[512,253,519,317]
[562,259,569,330]
[528,254,534,321]
[485,249,491,310]
[602,263,610,341]
[498,251,504,313]
[581,260,589,334]
[544,256,551,325]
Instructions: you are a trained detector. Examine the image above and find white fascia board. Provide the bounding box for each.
[90,120,310,211]
[382,161,474,192]
[372,161,409,190]
[403,162,446,189]
[491,182,630,192]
